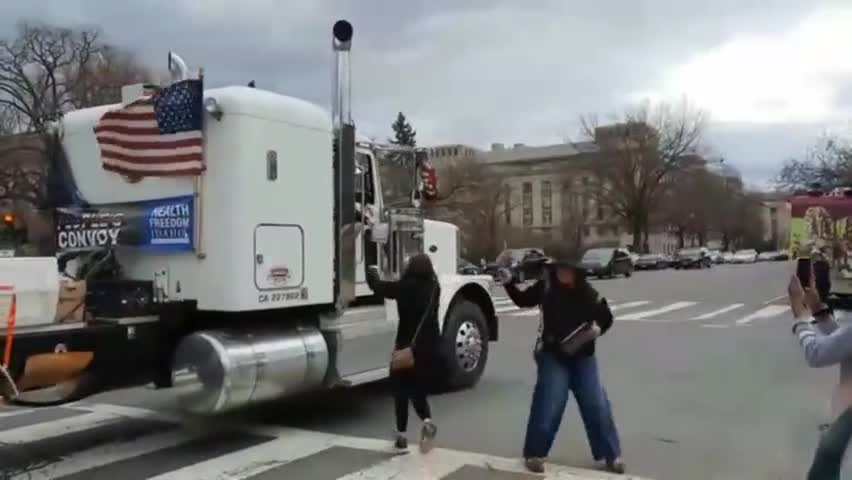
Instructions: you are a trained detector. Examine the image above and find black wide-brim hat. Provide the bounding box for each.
[546,258,583,272]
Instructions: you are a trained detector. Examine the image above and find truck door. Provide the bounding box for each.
[354,151,380,297]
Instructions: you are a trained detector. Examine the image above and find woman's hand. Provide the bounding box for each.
[803,263,827,313]
[590,322,602,338]
[788,274,810,320]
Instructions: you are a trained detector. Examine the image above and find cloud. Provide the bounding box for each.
[1,0,850,184]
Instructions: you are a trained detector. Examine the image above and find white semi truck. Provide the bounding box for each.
[0,20,498,414]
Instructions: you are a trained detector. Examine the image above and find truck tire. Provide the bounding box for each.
[440,299,489,390]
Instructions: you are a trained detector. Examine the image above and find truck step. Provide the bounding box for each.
[338,366,389,387]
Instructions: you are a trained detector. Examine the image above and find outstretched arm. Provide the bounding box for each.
[504,280,543,308]
[366,269,402,299]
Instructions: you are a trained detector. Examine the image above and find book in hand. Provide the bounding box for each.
[559,322,598,356]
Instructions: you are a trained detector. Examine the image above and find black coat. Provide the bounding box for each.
[505,270,613,359]
[366,269,442,375]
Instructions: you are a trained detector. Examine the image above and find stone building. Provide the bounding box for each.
[425,129,683,258]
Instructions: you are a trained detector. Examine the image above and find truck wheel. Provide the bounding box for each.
[440,299,489,390]
[625,268,632,278]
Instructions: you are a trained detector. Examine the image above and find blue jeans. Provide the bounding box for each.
[523,352,622,460]
[808,405,852,479]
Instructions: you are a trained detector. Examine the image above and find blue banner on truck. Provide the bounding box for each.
[56,195,195,253]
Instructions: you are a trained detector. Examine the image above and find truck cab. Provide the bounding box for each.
[0,21,498,413]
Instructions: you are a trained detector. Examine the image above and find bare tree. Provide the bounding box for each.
[425,159,521,260]
[0,22,102,135]
[579,97,707,252]
[774,135,852,191]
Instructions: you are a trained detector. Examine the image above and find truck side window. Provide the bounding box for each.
[355,153,375,204]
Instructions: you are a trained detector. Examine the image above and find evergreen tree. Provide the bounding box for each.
[390,112,417,147]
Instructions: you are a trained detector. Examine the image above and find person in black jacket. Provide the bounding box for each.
[500,260,623,474]
[366,253,441,454]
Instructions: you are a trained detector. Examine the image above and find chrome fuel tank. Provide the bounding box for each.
[171,327,328,414]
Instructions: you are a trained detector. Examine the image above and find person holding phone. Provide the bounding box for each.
[789,266,852,479]
[499,260,623,474]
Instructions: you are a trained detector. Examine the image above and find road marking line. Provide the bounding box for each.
[23,430,196,480]
[610,300,651,311]
[1,408,126,443]
[762,294,787,305]
[701,324,730,329]
[691,303,745,320]
[149,434,332,480]
[617,301,698,320]
[735,305,790,325]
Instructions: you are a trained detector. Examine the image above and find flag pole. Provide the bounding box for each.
[195,67,207,260]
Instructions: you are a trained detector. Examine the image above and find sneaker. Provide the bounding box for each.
[393,434,408,452]
[606,458,626,474]
[419,420,437,453]
[524,457,545,474]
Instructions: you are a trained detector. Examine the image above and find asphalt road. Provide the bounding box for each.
[1,261,838,479]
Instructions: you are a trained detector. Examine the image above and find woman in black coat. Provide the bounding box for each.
[366,253,441,453]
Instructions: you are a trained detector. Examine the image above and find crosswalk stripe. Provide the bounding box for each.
[610,300,651,311]
[617,301,698,321]
[0,406,88,432]
[21,429,194,480]
[735,305,790,325]
[0,403,655,480]
[56,430,275,480]
[691,303,745,320]
[1,407,159,443]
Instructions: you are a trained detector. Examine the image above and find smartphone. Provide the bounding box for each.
[797,257,812,287]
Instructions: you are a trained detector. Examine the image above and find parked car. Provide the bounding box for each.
[457,258,482,275]
[579,247,634,278]
[721,251,735,263]
[730,249,758,264]
[635,253,670,270]
[674,247,712,269]
[484,247,546,277]
[757,251,776,262]
[708,250,724,264]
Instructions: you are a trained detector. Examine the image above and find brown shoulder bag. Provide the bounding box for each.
[390,285,438,373]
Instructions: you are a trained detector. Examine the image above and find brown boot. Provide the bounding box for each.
[524,457,545,474]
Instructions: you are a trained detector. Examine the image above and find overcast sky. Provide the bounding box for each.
[2,0,851,189]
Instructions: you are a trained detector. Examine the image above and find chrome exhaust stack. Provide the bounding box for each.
[168,52,189,82]
[331,20,356,313]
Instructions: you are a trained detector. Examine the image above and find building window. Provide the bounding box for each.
[583,226,591,237]
[541,180,552,225]
[582,195,590,219]
[503,184,511,225]
[612,225,619,236]
[597,204,604,221]
[522,182,533,226]
[453,147,459,156]
[597,226,607,237]
[582,176,589,186]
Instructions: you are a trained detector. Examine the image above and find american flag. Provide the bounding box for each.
[94,79,204,177]
[420,158,438,200]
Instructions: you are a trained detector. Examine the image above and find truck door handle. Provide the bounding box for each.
[256,254,264,265]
